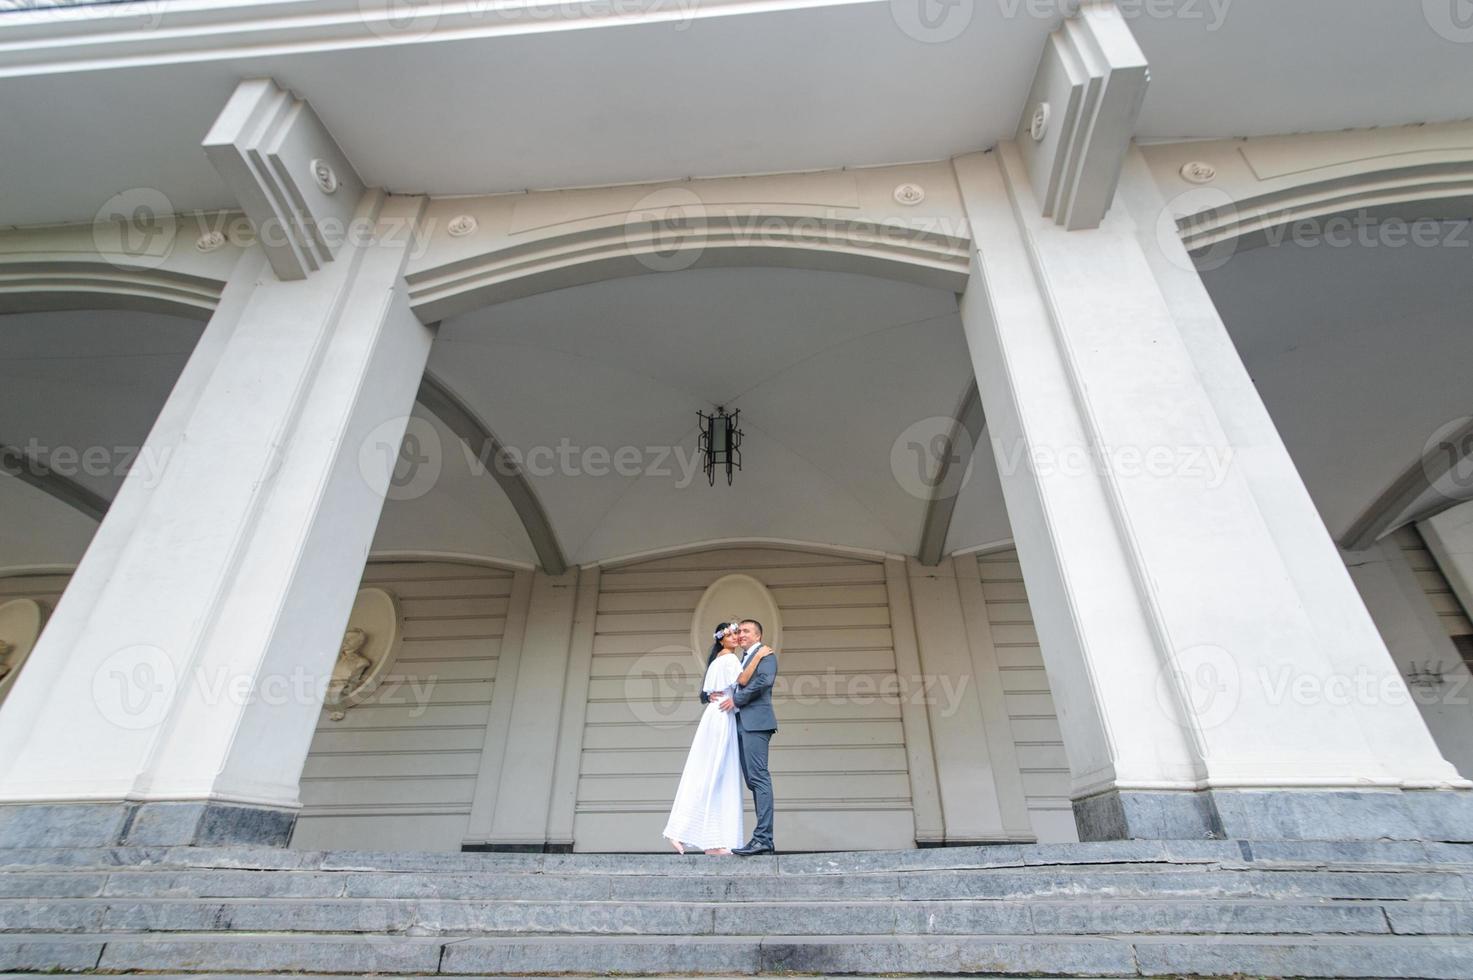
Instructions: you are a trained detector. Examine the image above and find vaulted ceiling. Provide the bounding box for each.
[3,226,1470,573]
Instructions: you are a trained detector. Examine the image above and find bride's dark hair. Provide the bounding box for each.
[708,622,734,663]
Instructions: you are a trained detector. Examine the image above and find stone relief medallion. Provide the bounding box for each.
[324,587,402,721]
[0,598,47,707]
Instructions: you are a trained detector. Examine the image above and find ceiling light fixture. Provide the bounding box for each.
[697,407,742,486]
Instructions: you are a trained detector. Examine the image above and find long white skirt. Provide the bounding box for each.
[662,657,745,850]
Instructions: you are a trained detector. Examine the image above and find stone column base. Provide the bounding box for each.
[0,802,296,849]
[1074,788,1473,842]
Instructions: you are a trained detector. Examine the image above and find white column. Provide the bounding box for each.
[545,565,601,850]
[882,559,945,845]
[488,568,580,849]
[0,191,433,847]
[463,569,534,846]
[951,555,1035,842]
[903,559,1028,842]
[954,144,1470,841]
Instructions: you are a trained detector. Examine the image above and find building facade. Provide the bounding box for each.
[0,0,1471,853]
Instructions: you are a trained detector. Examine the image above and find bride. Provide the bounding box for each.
[663,620,759,855]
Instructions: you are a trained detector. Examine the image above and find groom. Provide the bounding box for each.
[717,619,777,855]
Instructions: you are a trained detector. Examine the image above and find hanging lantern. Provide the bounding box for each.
[697,407,743,486]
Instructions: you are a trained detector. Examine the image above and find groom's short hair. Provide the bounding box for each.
[741,618,764,638]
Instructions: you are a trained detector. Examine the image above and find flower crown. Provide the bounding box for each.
[713,620,743,641]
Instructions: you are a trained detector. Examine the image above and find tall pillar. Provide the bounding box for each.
[0,81,434,849]
[465,568,581,851]
[954,137,1471,840]
[545,565,601,851]
[900,559,1031,843]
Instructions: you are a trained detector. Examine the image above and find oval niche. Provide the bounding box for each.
[690,574,782,666]
[324,586,403,721]
[0,598,48,708]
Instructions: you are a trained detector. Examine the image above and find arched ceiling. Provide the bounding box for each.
[0,268,994,571]
[428,266,981,565]
[5,229,1469,574]
[0,308,538,570]
[1200,221,1473,544]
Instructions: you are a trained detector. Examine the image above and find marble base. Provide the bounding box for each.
[0,801,296,849]
[1074,788,1473,842]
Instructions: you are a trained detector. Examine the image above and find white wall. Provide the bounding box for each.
[0,545,1083,851]
[292,560,517,852]
[574,546,917,852]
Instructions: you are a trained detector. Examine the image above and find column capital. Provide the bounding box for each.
[1015,0,1149,231]
[203,78,367,281]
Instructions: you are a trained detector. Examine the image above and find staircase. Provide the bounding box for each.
[2,839,1472,978]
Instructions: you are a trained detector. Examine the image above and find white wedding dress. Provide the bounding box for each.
[662,651,745,850]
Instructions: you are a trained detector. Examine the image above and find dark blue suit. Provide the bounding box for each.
[732,643,777,848]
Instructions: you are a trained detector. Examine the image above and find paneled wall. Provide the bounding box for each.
[1396,526,1473,641]
[575,547,916,852]
[0,547,1086,851]
[291,560,516,852]
[975,549,1077,843]
[1348,528,1473,779]
[0,573,68,610]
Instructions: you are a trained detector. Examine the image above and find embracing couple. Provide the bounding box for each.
[662,618,777,856]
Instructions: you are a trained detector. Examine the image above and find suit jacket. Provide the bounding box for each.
[732,645,778,733]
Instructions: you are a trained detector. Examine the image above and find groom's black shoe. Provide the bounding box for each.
[731,841,774,856]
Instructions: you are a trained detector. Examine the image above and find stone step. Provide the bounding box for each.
[0,896,1439,936]
[4,931,1473,978]
[10,865,1465,903]
[2,839,1470,874]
